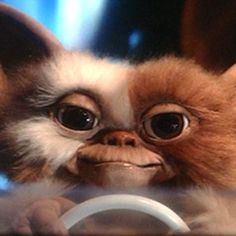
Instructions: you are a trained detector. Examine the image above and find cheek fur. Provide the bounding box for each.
[7,117,85,170]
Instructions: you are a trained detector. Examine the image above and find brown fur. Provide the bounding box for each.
[129,57,236,188]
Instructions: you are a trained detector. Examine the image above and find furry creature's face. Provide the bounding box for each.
[0,52,134,183]
[2,4,236,189]
[129,57,236,187]
[1,54,236,189]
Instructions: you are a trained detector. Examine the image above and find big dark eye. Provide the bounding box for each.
[55,105,98,131]
[143,112,189,140]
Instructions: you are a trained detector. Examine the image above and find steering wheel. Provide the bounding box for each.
[61,194,190,233]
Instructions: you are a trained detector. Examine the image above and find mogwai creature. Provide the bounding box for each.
[5,56,236,235]
[1,3,236,235]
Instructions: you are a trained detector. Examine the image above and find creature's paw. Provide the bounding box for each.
[12,197,75,235]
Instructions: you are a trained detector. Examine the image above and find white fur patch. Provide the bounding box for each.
[32,53,134,129]
[12,53,136,166]
[7,117,93,169]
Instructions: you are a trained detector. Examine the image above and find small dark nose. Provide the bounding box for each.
[102,131,138,147]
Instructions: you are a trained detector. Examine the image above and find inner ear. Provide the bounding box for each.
[0,3,63,72]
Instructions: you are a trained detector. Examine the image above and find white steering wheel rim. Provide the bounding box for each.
[61,194,190,233]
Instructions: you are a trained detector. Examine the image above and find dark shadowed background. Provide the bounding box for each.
[0,0,185,60]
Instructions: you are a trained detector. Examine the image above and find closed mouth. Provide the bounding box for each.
[63,153,175,187]
[78,156,162,169]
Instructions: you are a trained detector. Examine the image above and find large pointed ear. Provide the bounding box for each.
[181,0,236,72]
[0,3,63,73]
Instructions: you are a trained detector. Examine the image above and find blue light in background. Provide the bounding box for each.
[2,0,56,34]
[129,30,142,50]
[0,174,13,191]
[56,0,107,49]
[2,0,107,49]
[2,0,41,19]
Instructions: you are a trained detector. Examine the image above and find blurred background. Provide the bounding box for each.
[0,0,184,61]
